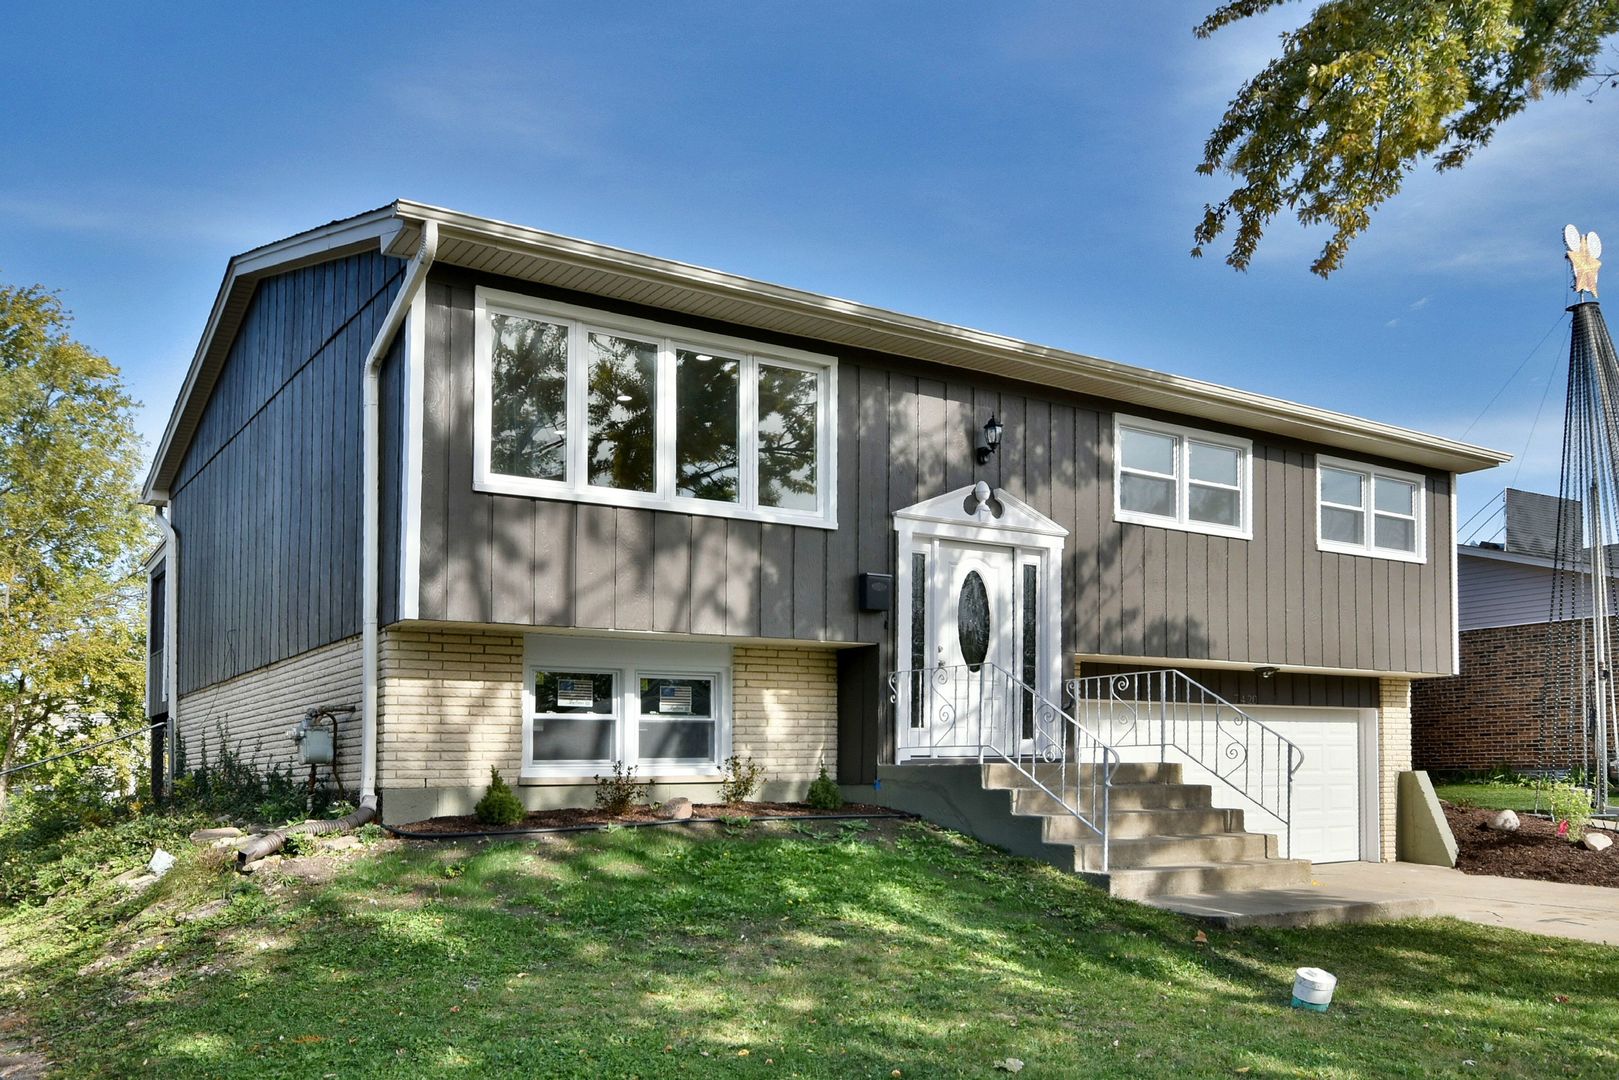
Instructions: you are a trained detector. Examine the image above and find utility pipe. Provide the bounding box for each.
[154,506,180,782]
[359,219,437,815]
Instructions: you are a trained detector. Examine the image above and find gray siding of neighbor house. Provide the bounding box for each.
[171,252,405,695]
[1457,549,1619,630]
[413,267,1457,681]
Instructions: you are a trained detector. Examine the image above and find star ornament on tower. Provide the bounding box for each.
[1566,224,1603,298]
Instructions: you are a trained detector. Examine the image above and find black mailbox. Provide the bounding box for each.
[859,572,893,612]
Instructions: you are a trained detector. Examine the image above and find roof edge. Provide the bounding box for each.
[390,200,1510,474]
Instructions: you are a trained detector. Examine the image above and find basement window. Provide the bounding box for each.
[523,638,733,779]
[476,287,838,528]
[1113,415,1253,539]
[1316,456,1426,562]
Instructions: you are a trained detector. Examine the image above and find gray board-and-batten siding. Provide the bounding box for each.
[170,252,406,695]
[416,266,1456,676]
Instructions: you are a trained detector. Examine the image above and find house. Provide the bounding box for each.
[142,202,1507,896]
[1413,488,1613,776]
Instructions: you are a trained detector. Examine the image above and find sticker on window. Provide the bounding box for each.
[658,684,694,714]
[556,678,596,708]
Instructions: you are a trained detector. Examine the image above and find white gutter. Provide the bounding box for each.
[359,220,437,812]
[153,508,180,780]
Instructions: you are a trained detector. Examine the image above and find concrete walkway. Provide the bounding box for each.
[1314,861,1619,946]
[1147,861,1619,945]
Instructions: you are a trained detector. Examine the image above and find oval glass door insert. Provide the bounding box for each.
[957,570,991,670]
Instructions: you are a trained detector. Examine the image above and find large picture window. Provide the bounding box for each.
[476,289,837,527]
[1315,456,1426,562]
[1113,415,1253,539]
[523,639,732,778]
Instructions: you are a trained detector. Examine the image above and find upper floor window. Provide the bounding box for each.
[475,288,838,528]
[1113,415,1253,539]
[1315,456,1426,562]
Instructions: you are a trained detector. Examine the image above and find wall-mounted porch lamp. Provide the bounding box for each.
[976,414,1005,465]
[1254,666,1280,679]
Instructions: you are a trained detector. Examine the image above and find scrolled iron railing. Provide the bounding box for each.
[889,661,1119,871]
[1065,669,1305,857]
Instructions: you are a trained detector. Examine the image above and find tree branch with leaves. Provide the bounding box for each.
[1194,0,1619,276]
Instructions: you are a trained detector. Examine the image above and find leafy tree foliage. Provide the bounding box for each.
[0,282,149,810]
[1194,0,1619,276]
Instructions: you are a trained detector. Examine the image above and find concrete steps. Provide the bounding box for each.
[871,760,1313,901]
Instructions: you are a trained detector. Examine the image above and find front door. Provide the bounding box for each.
[898,540,1020,759]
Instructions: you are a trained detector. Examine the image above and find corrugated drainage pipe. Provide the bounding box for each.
[237,803,377,869]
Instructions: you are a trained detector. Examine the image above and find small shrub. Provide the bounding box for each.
[718,754,765,805]
[356,822,386,844]
[1540,779,1594,841]
[281,831,314,857]
[805,765,842,811]
[593,761,647,816]
[474,767,525,827]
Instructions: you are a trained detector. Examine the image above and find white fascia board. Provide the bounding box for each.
[141,207,404,504]
[390,200,1511,476]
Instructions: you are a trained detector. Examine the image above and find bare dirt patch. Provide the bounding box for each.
[1444,803,1619,888]
[396,801,903,835]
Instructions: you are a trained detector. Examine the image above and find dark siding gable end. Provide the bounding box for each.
[171,251,405,695]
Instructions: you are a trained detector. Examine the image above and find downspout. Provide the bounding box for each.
[153,507,180,783]
[359,219,438,816]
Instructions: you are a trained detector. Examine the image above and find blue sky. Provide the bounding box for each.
[3,2,1615,532]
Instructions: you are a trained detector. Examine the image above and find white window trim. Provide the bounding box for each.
[1315,454,1427,564]
[474,286,838,529]
[520,637,733,780]
[1112,414,1254,540]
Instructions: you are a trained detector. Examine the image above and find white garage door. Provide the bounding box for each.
[1246,707,1364,864]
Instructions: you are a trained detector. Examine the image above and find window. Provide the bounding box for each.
[1113,415,1253,538]
[1315,456,1426,561]
[476,289,837,527]
[523,639,732,777]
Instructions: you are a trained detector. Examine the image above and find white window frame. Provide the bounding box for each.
[475,287,838,528]
[1112,414,1254,540]
[1315,455,1427,563]
[521,637,733,780]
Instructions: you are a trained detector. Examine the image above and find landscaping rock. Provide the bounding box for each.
[1581,831,1613,853]
[657,797,693,821]
[1485,810,1520,833]
[322,834,362,851]
[148,849,176,877]
[188,827,242,843]
[112,868,158,892]
[238,855,282,875]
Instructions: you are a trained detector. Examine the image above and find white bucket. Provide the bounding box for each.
[1291,967,1336,1012]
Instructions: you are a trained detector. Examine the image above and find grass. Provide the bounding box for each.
[2,818,1617,1078]
[1432,780,1547,813]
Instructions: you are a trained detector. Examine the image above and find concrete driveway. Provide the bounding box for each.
[1312,861,1619,946]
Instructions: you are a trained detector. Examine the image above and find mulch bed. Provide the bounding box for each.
[1444,803,1619,888]
[397,800,900,835]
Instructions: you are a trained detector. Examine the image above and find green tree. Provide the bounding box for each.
[0,282,149,811]
[1194,0,1619,276]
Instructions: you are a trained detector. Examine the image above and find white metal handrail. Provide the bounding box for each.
[1066,669,1305,857]
[890,662,1119,871]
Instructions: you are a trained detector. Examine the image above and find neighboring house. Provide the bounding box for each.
[1413,488,1613,775]
[142,202,1506,894]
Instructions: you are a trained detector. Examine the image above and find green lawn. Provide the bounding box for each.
[1432,780,1547,812]
[3,819,1616,1078]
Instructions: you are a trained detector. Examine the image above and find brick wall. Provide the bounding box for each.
[732,645,839,782]
[376,627,526,791]
[1411,621,1584,773]
[1377,677,1412,863]
[175,636,363,790]
[374,630,841,821]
